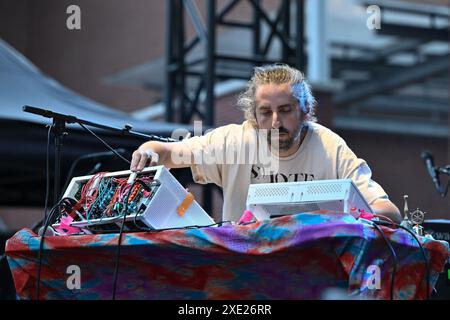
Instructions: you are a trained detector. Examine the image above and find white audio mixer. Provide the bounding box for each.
[246,179,372,221]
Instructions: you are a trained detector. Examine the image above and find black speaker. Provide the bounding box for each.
[423,220,450,300]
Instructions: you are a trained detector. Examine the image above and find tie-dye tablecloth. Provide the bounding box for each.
[5,212,449,299]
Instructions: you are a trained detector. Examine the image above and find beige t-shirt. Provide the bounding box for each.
[182,121,388,222]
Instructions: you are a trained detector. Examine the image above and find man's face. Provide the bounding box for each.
[255,83,304,155]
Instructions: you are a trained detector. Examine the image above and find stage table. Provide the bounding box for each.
[5,212,449,300]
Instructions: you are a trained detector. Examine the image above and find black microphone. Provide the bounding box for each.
[421,151,443,195]
[23,105,77,123]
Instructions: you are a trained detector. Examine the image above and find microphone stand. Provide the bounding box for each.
[437,165,450,197]
[51,113,68,205]
[23,105,176,207]
[429,164,450,197]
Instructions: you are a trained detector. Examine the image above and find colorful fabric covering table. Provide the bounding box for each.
[5,212,450,300]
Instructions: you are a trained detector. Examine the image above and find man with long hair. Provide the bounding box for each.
[130,64,401,223]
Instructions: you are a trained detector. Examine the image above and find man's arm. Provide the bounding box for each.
[370,198,402,224]
[130,140,194,171]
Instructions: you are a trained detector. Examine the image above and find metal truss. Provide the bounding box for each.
[332,0,449,137]
[164,0,306,125]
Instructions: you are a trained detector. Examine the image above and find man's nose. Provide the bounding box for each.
[271,112,281,128]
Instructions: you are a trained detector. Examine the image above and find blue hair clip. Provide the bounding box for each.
[291,82,309,113]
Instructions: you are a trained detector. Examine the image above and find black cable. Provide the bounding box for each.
[36,197,68,300]
[373,218,432,300]
[77,122,131,165]
[34,124,53,298]
[395,225,430,300]
[61,158,99,199]
[36,198,73,300]
[111,179,151,300]
[370,221,398,300]
[31,125,53,233]
[111,211,126,300]
[44,125,52,226]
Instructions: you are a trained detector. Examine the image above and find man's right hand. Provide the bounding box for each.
[130,146,160,172]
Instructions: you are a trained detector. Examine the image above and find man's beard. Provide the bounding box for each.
[267,123,302,152]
